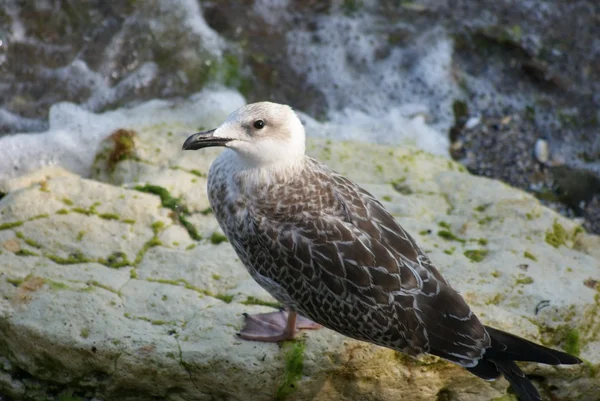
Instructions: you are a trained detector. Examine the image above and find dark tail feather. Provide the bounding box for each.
[466,326,581,401]
[484,326,582,365]
[495,359,542,401]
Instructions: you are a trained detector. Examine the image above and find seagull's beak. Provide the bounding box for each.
[181,129,231,150]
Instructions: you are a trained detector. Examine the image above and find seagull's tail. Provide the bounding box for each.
[466,326,581,401]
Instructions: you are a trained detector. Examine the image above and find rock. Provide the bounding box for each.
[1,118,599,401]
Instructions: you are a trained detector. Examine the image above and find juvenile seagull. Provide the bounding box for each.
[182,102,580,401]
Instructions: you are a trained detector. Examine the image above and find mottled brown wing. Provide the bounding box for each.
[249,163,489,364]
[329,171,491,365]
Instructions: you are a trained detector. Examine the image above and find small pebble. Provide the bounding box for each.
[534,138,550,164]
[464,116,481,130]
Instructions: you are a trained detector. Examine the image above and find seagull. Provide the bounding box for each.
[182,102,581,401]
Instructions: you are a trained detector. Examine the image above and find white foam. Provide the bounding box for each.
[299,109,448,158]
[0,88,245,180]
[283,12,458,156]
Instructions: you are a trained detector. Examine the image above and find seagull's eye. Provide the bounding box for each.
[253,120,265,129]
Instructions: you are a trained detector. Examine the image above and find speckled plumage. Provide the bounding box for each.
[209,152,488,366]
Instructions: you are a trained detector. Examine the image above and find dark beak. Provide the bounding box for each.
[181,129,231,150]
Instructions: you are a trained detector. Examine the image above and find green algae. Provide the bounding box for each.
[80,327,90,338]
[0,221,23,230]
[180,215,201,240]
[464,249,488,262]
[486,293,505,305]
[133,237,162,265]
[276,341,306,400]
[30,213,49,220]
[16,249,39,257]
[190,169,206,177]
[478,216,493,225]
[146,277,211,296]
[212,274,221,280]
[135,184,201,240]
[391,177,413,195]
[382,195,392,202]
[437,230,466,243]
[200,207,213,215]
[241,296,281,309]
[15,231,41,248]
[6,277,24,286]
[545,220,568,248]
[151,221,165,234]
[62,198,74,206]
[136,316,172,325]
[122,219,136,225]
[47,252,92,265]
[564,328,581,356]
[443,247,455,255]
[474,204,490,212]
[523,251,537,261]
[76,231,85,241]
[491,395,518,401]
[210,231,228,245]
[56,208,69,215]
[87,280,117,293]
[515,275,534,285]
[105,251,131,268]
[130,269,138,279]
[572,225,585,238]
[186,243,196,251]
[99,213,120,220]
[215,293,234,303]
[72,207,93,216]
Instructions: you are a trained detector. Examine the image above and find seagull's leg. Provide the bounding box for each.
[237,310,321,342]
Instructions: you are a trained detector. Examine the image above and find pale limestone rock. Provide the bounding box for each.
[0,119,599,401]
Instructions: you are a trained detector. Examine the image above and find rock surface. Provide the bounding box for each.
[1,116,600,401]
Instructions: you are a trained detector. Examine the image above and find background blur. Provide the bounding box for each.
[1,0,599,231]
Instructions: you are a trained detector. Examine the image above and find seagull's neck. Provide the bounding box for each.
[215,148,306,189]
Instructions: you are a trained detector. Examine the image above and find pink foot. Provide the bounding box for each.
[238,310,322,342]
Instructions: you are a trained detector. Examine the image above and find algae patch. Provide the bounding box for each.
[564,328,581,356]
[0,221,23,230]
[515,274,534,285]
[276,341,305,400]
[545,220,568,248]
[210,231,228,245]
[438,230,466,243]
[464,249,488,262]
[47,252,92,265]
[215,293,234,303]
[241,296,281,309]
[108,129,137,170]
[134,184,201,240]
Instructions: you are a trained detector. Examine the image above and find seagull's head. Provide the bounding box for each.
[182,102,306,166]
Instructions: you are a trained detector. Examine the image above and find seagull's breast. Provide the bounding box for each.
[207,151,301,307]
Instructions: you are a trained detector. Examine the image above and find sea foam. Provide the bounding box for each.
[0,88,245,180]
